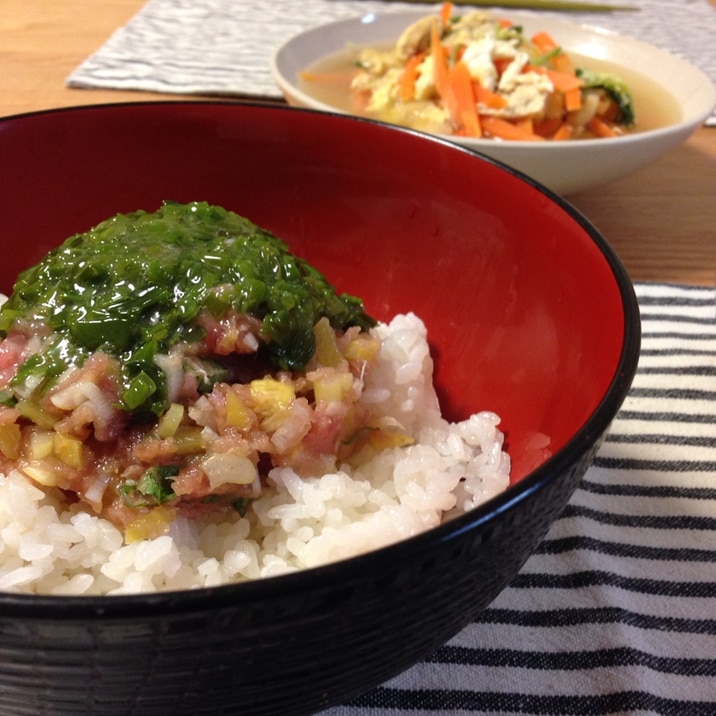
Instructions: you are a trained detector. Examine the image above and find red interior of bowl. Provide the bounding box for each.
[0,103,626,483]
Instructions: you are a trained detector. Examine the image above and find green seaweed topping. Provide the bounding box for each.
[0,201,375,418]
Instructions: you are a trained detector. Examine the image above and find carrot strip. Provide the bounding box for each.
[531,31,559,54]
[531,31,575,74]
[430,20,457,122]
[533,117,563,137]
[587,116,618,138]
[448,61,481,137]
[480,116,545,142]
[497,18,513,28]
[552,121,575,141]
[440,2,453,26]
[430,22,450,97]
[399,52,425,102]
[527,65,583,93]
[460,111,481,137]
[474,83,508,110]
[563,86,582,112]
[493,58,512,77]
[545,69,583,93]
[551,51,575,75]
[517,117,533,132]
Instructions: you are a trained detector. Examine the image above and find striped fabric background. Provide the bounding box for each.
[325,283,716,715]
[66,0,716,126]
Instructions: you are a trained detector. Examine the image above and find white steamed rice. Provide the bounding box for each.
[0,313,510,595]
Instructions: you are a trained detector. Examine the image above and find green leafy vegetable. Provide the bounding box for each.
[576,67,636,126]
[119,465,179,508]
[232,497,253,516]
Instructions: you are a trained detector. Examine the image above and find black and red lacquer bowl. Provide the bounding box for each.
[0,102,640,716]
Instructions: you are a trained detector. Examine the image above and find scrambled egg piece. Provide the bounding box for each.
[492,52,553,119]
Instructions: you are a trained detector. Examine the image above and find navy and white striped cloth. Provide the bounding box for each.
[66,0,716,126]
[326,282,716,715]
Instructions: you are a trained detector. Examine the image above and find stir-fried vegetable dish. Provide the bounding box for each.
[0,202,396,540]
[344,3,636,141]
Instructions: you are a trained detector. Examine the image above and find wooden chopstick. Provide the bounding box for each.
[376,0,639,11]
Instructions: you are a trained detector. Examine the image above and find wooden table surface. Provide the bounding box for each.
[1,0,714,286]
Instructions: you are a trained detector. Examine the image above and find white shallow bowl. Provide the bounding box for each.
[272,10,716,195]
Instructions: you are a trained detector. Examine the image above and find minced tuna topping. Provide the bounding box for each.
[0,202,401,541]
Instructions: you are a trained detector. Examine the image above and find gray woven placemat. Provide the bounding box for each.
[67,0,716,125]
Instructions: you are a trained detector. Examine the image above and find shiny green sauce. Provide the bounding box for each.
[0,201,374,417]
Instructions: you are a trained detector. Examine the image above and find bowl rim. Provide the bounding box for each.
[270,8,716,150]
[0,100,642,615]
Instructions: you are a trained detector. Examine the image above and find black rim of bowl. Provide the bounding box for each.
[0,101,642,616]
